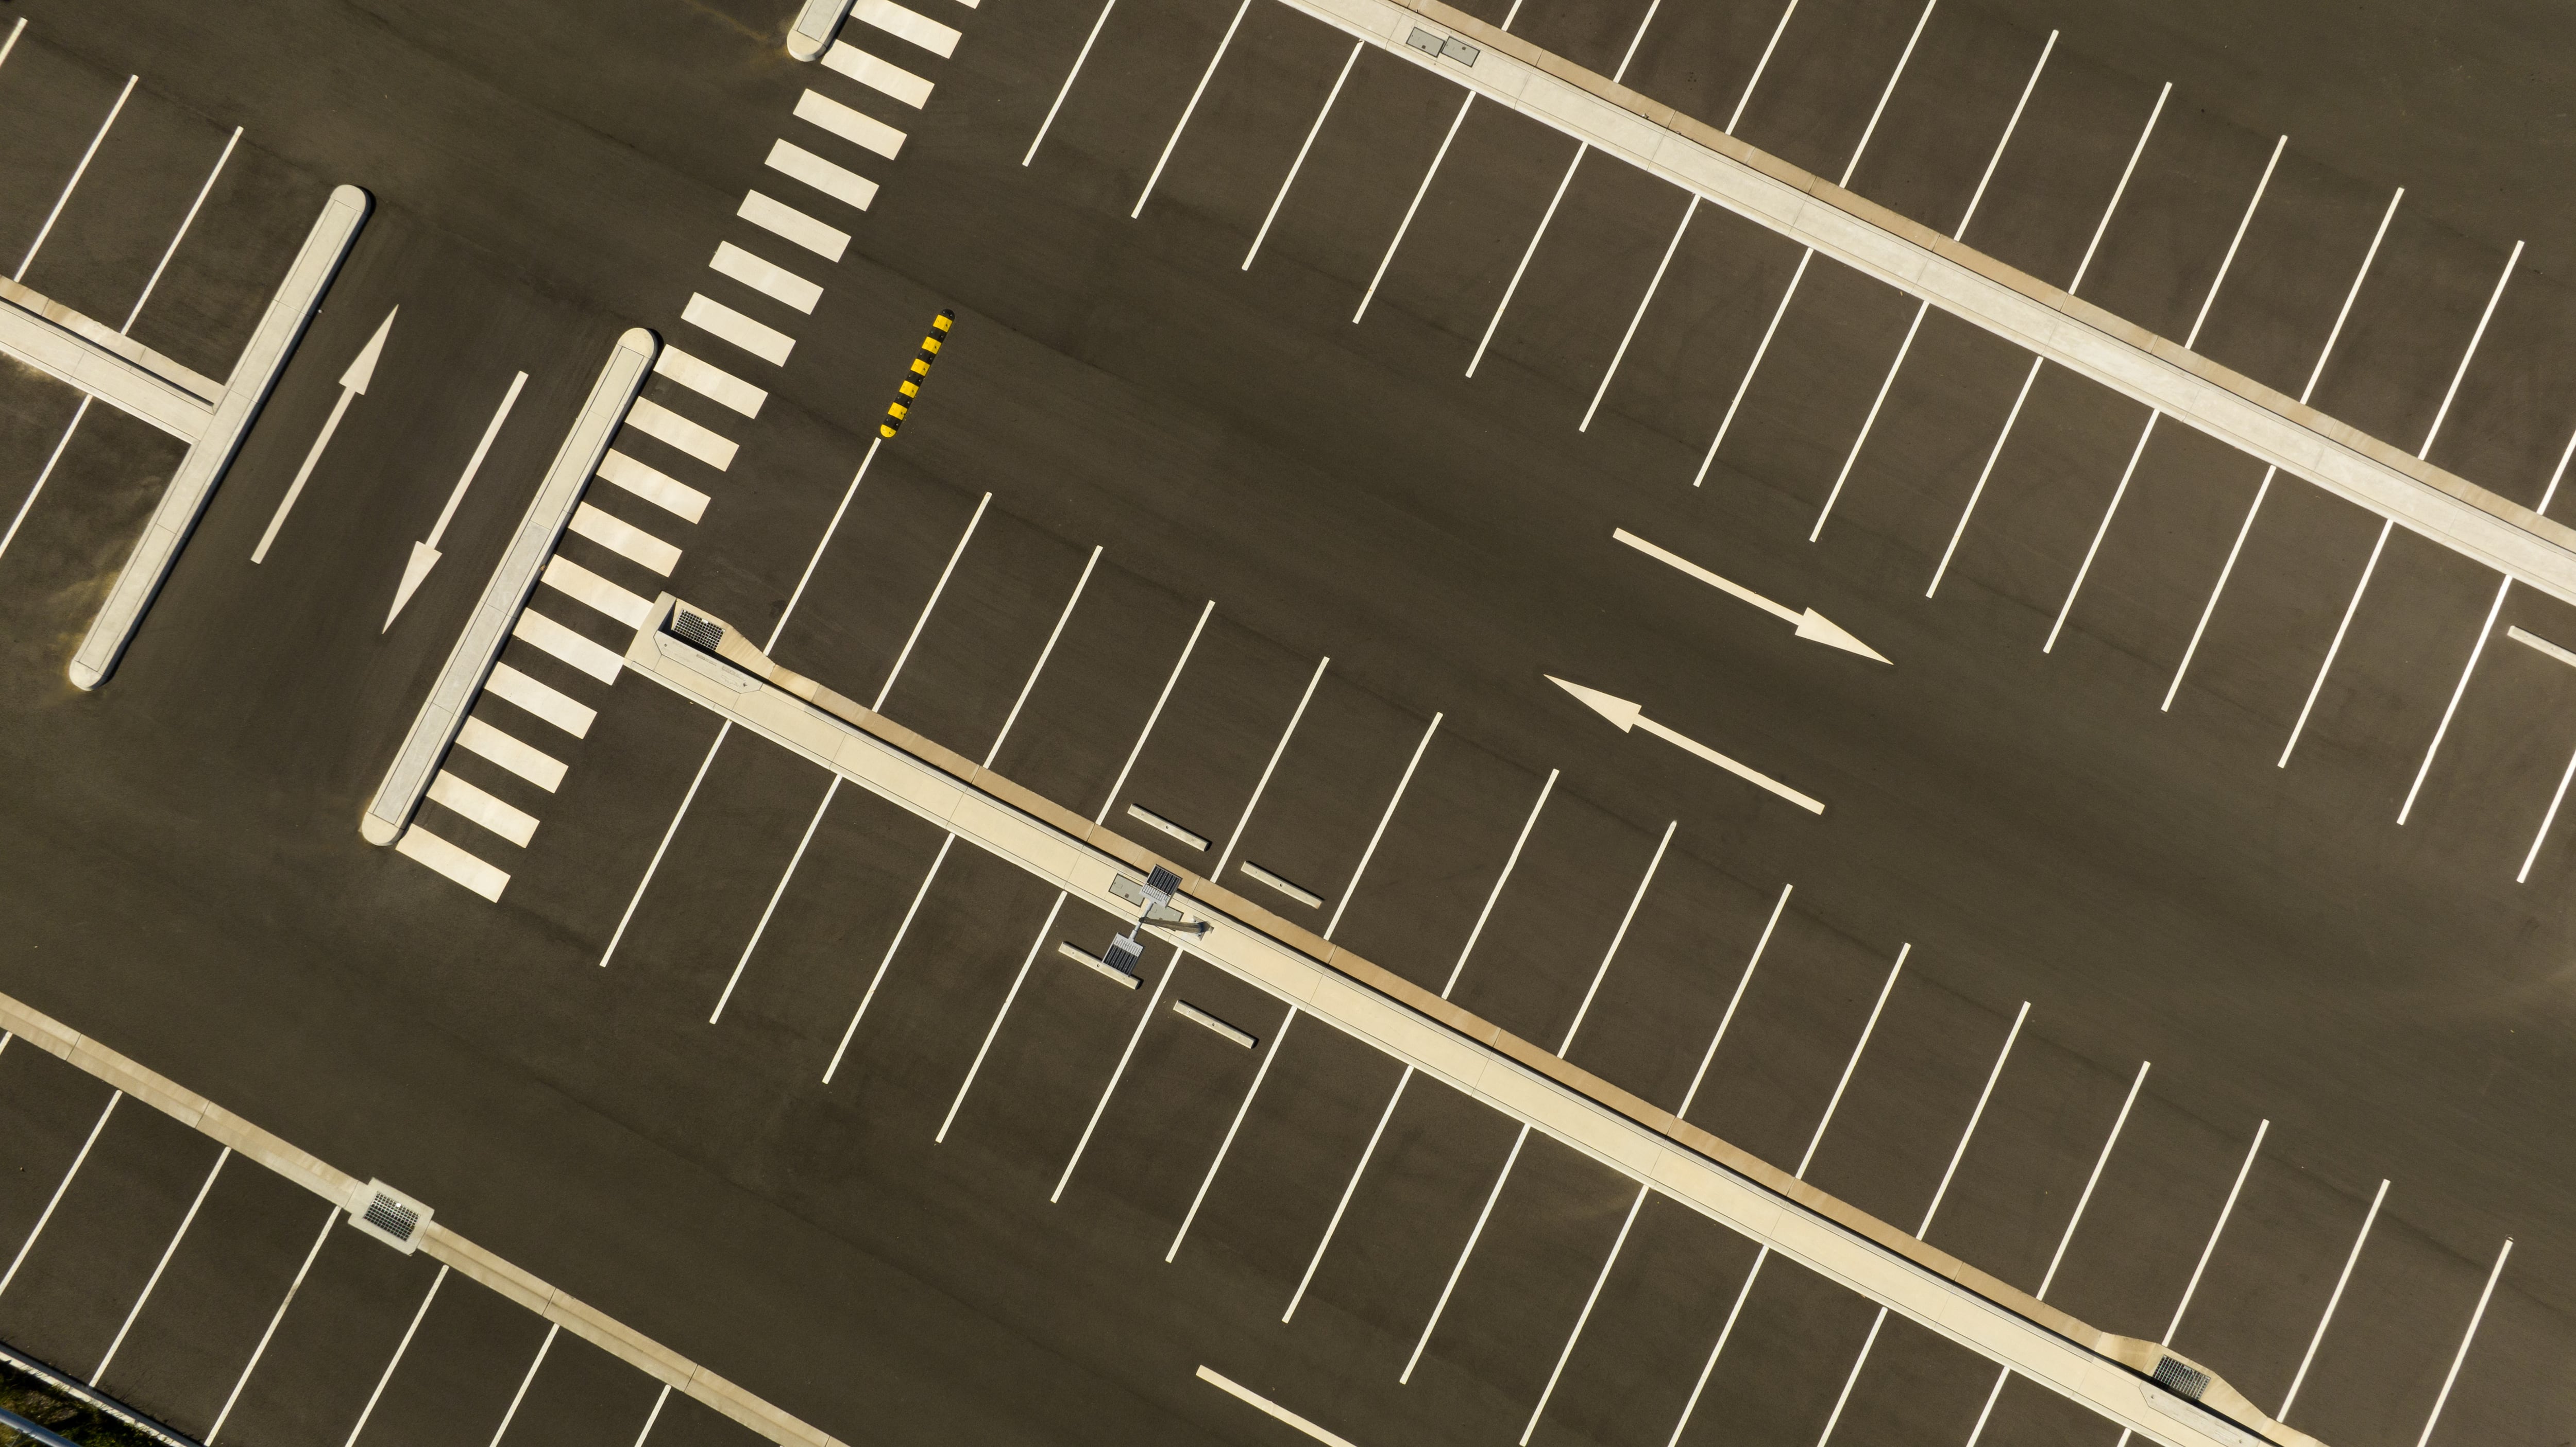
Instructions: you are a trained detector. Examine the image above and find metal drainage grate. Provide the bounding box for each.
[1146,865,1182,898]
[1106,937,1145,976]
[672,607,725,650]
[2151,1356,2211,1402]
[364,1194,419,1242]
[346,1178,434,1254]
[1405,26,1480,65]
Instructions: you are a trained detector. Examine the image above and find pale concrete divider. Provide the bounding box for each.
[1282,0,2576,610]
[624,594,2332,1447]
[786,0,855,59]
[0,991,854,1447]
[360,328,658,845]
[0,276,221,440]
[70,185,371,690]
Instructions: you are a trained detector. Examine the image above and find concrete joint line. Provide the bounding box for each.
[361,328,659,844]
[621,595,2333,1447]
[1278,0,2576,609]
[71,185,372,690]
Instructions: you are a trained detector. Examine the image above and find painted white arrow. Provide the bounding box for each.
[1548,674,1826,815]
[385,369,529,631]
[251,306,395,565]
[1614,528,1889,664]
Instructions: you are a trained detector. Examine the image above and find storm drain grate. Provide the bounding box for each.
[672,607,725,650]
[2151,1356,2211,1401]
[1146,865,1182,898]
[347,1179,434,1254]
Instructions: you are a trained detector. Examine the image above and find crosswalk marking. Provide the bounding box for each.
[485,662,596,738]
[396,824,510,901]
[653,346,767,419]
[766,139,879,214]
[738,190,850,263]
[625,397,739,471]
[853,0,960,57]
[683,293,795,366]
[457,715,567,791]
[823,42,933,107]
[568,502,680,576]
[513,608,625,686]
[710,242,823,314]
[542,555,654,628]
[427,769,539,847]
[795,89,906,160]
[596,448,709,523]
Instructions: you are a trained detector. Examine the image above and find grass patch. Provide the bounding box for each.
[0,1356,188,1447]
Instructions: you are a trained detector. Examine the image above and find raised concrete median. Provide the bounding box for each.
[0,276,222,440]
[70,184,371,690]
[621,592,2332,1447]
[786,0,855,59]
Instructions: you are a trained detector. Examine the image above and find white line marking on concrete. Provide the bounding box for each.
[1402,1121,1528,1383]
[597,449,709,524]
[252,307,396,563]
[1559,820,1673,1055]
[766,138,878,214]
[739,190,850,262]
[823,41,933,107]
[396,824,512,901]
[1245,42,1361,271]
[456,715,567,791]
[775,440,878,651]
[1551,676,1826,812]
[208,1204,335,1445]
[514,605,628,683]
[1197,1367,1360,1447]
[2184,134,2284,347]
[569,502,681,577]
[1679,881,1789,1119]
[1522,1181,1648,1442]
[600,721,730,968]
[1097,601,1214,824]
[1240,860,1321,909]
[2416,1238,2511,1447]
[0,19,23,74]
[1952,31,2054,240]
[1690,247,1811,487]
[1583,196,1694,433]
[853,0,959,57]
[1324,712,1440,940]
[713,776,838,1024]
[1615,528,1887,660]
[987,546,1100,768]
[625,396,738,470]
[875,491,990,711]
[95,1145,227,1385]
[2103,1119,2273,1447]
[1164,1005,1292,1259]
[428,769,538,847]
[2277,518,2389,767]
[937,893,1065,1142]
[484,662,594,738]
[2042,411,2161,653]
[683,293,795,366]
[16,74,134,281]
[711,242,823,315]
[1214,655,1328,874]
[1052,948,1179,1202]
[1727,0,1801,132]
[1927,355,2038,596]
[1444,769,1557,997]
[0,397,88,568]
[485,1322,556,1447]
[2519,734,2576,882]
[124,126,240,331]
[629,1385,670,1447]
[343,1265,447,1447]
[796,88,906,160]
[825,832,958,1082]
[2068,82,2170,296]
[1667,1246,1773,1446]
[1284,1062,1410,1322]
[1798,944,1905,1177]
[1133,0,1251,219]
[1354,93,1476,324]
[0,1089,119,1300]
[1466,143,1585,378]
[388,370,530,628]
[1837,0,1938,189]
[2278,1178,2385,1421]
[1026,0,1116,165]
[654,345,766,418]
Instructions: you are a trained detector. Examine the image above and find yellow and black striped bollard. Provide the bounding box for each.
[881,309,954,438]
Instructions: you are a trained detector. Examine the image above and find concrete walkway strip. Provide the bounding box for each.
[360,328,657,846]
[1281,0,2576,610]
[623,594,2337,1447]
[0,991,855,1447]
[0,276,221,436]
[69,185,370,689]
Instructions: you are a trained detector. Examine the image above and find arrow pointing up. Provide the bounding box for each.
[1614,528,1890,665]
[386,369,528,631]
[1548,674,1826,815]
[252,306,397,565]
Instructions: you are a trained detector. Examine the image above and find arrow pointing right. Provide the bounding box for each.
[1614,528,1890,665]
[1549,675,1826,815]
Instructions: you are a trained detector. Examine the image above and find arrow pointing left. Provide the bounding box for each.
[1548,674,1826,815]
[251,306,396,565]
[385,370,528,631]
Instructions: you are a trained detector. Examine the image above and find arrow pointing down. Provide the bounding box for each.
[251,306,396,565]
[385,370,529,631]
[1548,675,1826,815]
[1613,528,1889,664]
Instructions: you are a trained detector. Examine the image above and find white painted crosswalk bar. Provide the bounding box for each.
[654,345,766,418]
[795,89,906,161]
[624,397,739,471]
[569,502,680,576]
[427,769,539,846]
[852,0,959,57]
[683,294,795,367]
[395,825,511,901]
[711,242,823,314]
[824,42,933,107]
[597,449,709,523]
[456,716,568,792]
[543,555,655,629]
[765,140,878,214]
[514,608,625,685]
[738,190,850,263]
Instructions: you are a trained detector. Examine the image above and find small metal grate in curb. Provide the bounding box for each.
[673,606,726,650]
[348,1178,435,1253]
[2151,1355,2212,1401]
[1405,26,1479,65]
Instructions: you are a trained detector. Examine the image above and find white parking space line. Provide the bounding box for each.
[600,722,728,969]
[2282,241,2522,768]
[987,546,1100,768]
[457,716,567,791]
[2279,1179,2386,1422]
[1025,0,1117,165]
[1213,656,1328,872]
[1679,881,1789,1119]
[2519,735,2576,882]
[1464,143,1584,378]
[2162,188,2403,704]
[738,190,850,263]
[543,555,654,628]
[1132,0,1252,219]
[1521,1182,1648,1442]
[1725,0,1800,132]
[824,41,934,107]
[0,18,22,72]
[124,125,240,330]
[1284,1064,1411,1322]
[824,832,959,1082]
[569,502,681,577]
[795,88,906,161]
[1244,42,1361,270]
[597,448,710,523]
[876,491,990,711]
[428,769,539,847]
[628,1385,671,1447]
[766,138,879,214]
[1354,95,1473,325]
[2416,1239,2512,1447]
[711,241,824,314]
[0,396,90,568]
[1050,948,1180,1202]
[486,1322,556,1447]
[713,776,839,1024]
[513,607,628,684]
[487,658,600,739]
[682,293,795,367]
[1323,712,1441,939]
[0,1089,120,1299]
[625,397,739,470]
[344,1265,448,1447]
[2106,1119,2269,1447]
[1197,1367,1361,1447]
[937,893,1066,1143]
[1096,601,1215,824]
[1442,769,1558,997]
[654,345,767,419]
[1557,819,1673,1054]
[15,73,134,281]
[1400,1122,1529,1383]
[853,0,960,58]
[96,1145,227,1383]
[208,1204,337,1444]
[396,824,512,901]
[1164,1005,1294,1261]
